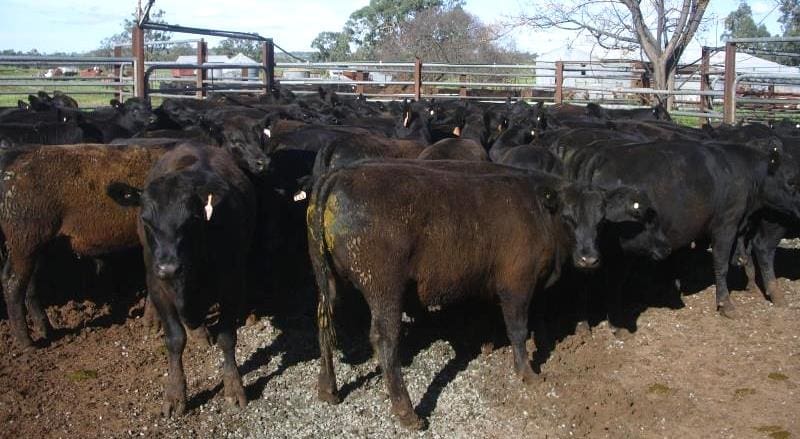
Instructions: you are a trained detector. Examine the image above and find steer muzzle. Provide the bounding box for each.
[155,262,180,279]
[573,248,601,269]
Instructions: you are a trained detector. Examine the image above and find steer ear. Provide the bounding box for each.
[604,187,647,222]
[110,99,122,110]
[539,186,560,214]
[768,150,781,175]
[17,100,30,110]
[106,181,142,207]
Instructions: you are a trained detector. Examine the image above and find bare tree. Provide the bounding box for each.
[513,0,710,104]
[375,6,532,64]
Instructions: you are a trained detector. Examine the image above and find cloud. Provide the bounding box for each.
[751,1,774,16]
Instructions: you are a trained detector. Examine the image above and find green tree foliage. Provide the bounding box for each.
[99,9,172,50]
[214,38,263,61]
[345,0,462,57]
[311,32,352,61]
[723,2,771,40]
[778,0,800,64]
[92,9,191,61]
[310,0,530,63]
[373,6,532,63]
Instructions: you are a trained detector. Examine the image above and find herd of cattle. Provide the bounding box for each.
[1,89,799,429]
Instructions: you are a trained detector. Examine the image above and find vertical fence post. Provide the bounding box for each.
[262,40,275,94]
[133,25,145,99]
[414,57,422,101]
[723,41,737,124]
[554,61,564,105]
[459,74,468,98]
[196,39,207,99]
[699,46,711,126]
[355,71,366,95]
[113,45,124,102]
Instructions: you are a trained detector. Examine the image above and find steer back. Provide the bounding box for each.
[0,143,170,258]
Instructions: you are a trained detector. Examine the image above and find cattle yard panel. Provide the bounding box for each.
[722,36,800,124]
[0,55,135,108]
[4,32,800,125]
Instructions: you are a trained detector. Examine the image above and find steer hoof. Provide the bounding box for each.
[223,372,248,410]
[480,341,495,356]
[769,289,788,308]
[14,331,35,352]
[32,319,54,340]
[162,397,186,418]
[224,385,247,410]
[396,411,427,431]
[718,300,740,319]
[318,389,341,405]
[519,365,543,385]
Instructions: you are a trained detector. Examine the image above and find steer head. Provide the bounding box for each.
[761,150,800,220]
[558,183,671,270]
[603,186,671,261]
[559,184,605,270]
[205,118,270,176]
[106,174,225,324]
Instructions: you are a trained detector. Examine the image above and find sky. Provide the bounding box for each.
[0,0,786,55]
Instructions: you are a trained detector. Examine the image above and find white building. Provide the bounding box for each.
[173,53,259,79]
[536,37,800,101]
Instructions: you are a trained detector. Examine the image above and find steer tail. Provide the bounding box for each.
[307,170,338,354]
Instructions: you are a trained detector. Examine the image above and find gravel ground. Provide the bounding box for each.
[1,249,799,438]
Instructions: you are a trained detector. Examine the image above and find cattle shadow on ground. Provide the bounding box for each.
[0,241,147,346]
[773,247,800,280]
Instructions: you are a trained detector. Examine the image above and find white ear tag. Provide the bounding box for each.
[633,202,640,210]
[293,190,307,202]
[430,110,435,116]
[263,128,271,138]
[205,194,214,221]
[453,126,461,136]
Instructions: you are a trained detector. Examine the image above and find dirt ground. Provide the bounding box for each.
[0,245,798,439]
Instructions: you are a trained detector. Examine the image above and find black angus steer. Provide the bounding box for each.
[107,142,256,416]
[307,160,668,429]
[574,140,800,317]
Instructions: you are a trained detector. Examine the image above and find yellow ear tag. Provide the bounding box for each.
[205,194,214,221]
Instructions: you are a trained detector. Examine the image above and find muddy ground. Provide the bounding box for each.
[0,244,798,439]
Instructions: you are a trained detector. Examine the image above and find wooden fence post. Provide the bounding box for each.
[113,45,123,102]
[133,25,145,99]
[414,57,422,101]
[196,39,207,99]
[554,61,564,105]
[459,74,468,98]
[699,46,712,126]
[263,40,275,94]
[723,41,737,124]
[355,71,366,95]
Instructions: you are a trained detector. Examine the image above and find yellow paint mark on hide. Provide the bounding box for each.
[306,203,316,227]
[323,193,339,252]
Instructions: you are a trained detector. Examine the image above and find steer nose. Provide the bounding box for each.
[155,263,179,279]
[577,255,599,268]
[255,158,269,173]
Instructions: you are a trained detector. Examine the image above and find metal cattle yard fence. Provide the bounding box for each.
[1,25,799,125]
